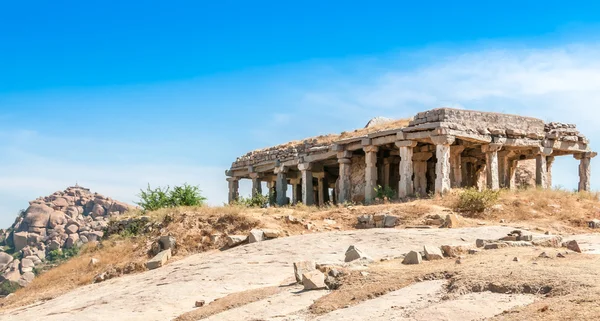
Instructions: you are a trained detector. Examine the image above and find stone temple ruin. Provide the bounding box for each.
[226,108,596,206]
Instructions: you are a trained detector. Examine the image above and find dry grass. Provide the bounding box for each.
[174,286,284,321]
[310,247,600,319]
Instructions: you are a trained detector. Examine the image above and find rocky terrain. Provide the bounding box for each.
[0,186,132,291]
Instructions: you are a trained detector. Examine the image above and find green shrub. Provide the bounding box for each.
[374,185,396,200]
[137,183,206,212]
[47,246,81,263]
[234,191,269,208]
[120,220,144,237]
[0,281,20,296]
[455,188,500,213]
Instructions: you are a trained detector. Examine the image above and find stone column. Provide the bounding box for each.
[226,177,239,204]
[498,151,513,189]
[337,151,352,204]
[431,135,455,195]
[413,152,433,196]
[383,158,391,188]
[314,172,326,206]
[267,180,276,205]
[249,172,262,197]
[450,146,465,188]
[546,156,555,189]
[298,162,314,205]
[508,159,519,190]
[290,178,300,205]
[575,152,597,192]
[482,143,503,191]
[274,165,288,206]
[395,140,417,198]
[363,145,379,203]
[535,148,553,189]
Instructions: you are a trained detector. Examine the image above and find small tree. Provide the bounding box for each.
[136,183,206,212]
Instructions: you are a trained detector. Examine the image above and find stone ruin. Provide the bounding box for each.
[226,108,595,206]
[0,185,132,290]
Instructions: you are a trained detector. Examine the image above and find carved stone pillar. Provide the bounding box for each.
[508,159,519,190]
[289,178,301,205]
[575,152,597,192]
[546,156,555,189]
[314,172,326,206]
[226,177,239,204]
[383,158,391,188]
[482,143,503,191]
[431,135,455,195]
[249,172,262,197]
[274,165,288,206]
[337,151,352,204]
[535,148,553,189]
[395,140,417,198]
[450,146,465,188]
[413,152,433,197]
[363,145,379,203]
[298,162,314,205]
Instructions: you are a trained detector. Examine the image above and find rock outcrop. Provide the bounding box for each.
[0,185,133,292]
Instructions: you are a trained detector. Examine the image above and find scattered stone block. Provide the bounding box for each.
[384,215,398,227]
[262,229,281,238]
[344,245,372,263]
[484,243,508,250]
[513,257,520,262]
[557,253,566,258]
[293,261,316,283]
[195,300,205,308]
[532,235,563,248]
[226,235,247,247]
[441,245,468,258]
[402,251,422,265]
[302,270,327,290]
[539,252,551,258]
[588,219,600,229]
[248,229,264,243]
[500,236,518,241]
[357,214,374,229]
[373,214,386,228]
[518,235,533,242]
[564,240,582,253]
[468,249,479,255]
[146,249,172,270]
[424,246,444,260]
[476,239,495,248]
[159,236,176,251]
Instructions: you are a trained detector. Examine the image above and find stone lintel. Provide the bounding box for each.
[395,140,418,148]
[396,131,406,140]
[481,143,503,153]
[331,144,344,152]
[544,140,589,152]
[371,135,397,146]
[337,151,352,159]
[274,165,288,174]
[412,152,433,161]
[430,135,456,146]
[462,156,479,163]
[363,145,379,153]
[298,162,312,171]
[574,151,598,160]
[361,138,372,146]
[346,141,363,151]
[313,172,325,179]
[225,170,234,177]
[535,147,553,156]
[225,177,239,182]
[248,172,262,179]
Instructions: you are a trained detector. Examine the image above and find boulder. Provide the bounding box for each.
[302,270,327,290]
[66,224,79,234]
[565,240,582,253]
[532,236,563,248]
[402,251,422,265]
[48,211,68,229]
[441,245,468,258]
[1,260,21,282]
[146,249,172,270]
[344,245,372,263]
[108,201,130,214]
[13,231,28,252]
[226,235,247,247]
[27,233,43,245]
[23,204,53,228]
[91,204,106,217]
[80,235,89,244]
[424,246,444,260]
[159,236,176,250]
[248,229,264,243]
[293,261,316,283]
[52,197,69,208]
[443,214,460,228]
[373,214,386,228]
[0,252,13,268]
[384,215,398,227]
[357,214,374,229]
[262,229,281,238]
[18,272,35,287]
[48,240,61,251]
[65,234,80,249]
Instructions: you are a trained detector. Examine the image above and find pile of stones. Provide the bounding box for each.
[0,186,132,290]
[225,228,283,247]
[356,213,398,229]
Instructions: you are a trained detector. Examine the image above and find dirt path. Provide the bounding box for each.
[0,226,568,321]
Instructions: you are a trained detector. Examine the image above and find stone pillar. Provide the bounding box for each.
[395,140,417,198]
[482,143,503,191]
[575,152,597,192]
[431,135,455,195]
[314,172,326,206]
[508,159,519,190]
[337,151,352,204]
[535,148,553,189]
[413,152,433,196]
[267,180,276,205]
[546,156,555,189]
[383,158,391,188]
[226,177,239,204]
[274,165,288,206]
[290,178,301,205]
[363,145,379,203]
[298,163,314,205]
[498,151,512,189]
[450,146,465,188]
[249,172,262,197]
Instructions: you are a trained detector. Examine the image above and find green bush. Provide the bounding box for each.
[455,188,500,213]
[47,246,81,263]
[0,281,20,296]
[234,191,269,208]
[374,185,396,200]
[137,183,206,212]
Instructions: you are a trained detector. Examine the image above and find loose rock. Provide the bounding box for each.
[423,246,444,260]
[402,251,422,265]
[302,270,327,290]
[293,261,316,283]
[344,245,373,263]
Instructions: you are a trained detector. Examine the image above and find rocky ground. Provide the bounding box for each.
[0,188,599,320]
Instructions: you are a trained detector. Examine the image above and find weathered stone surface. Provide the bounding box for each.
[565,240,582,253]
[344,245,372,263]
[0,252,13,267]
[384,215,398,227]
[262,229,281,238]
[65,224,79,234]
[146,249,172,270]
[159,236,176,250]
[302,270,327,290]
[441,245,468,258]
[248,229,264,243]
[226,235,247,247]
[424,246,444,260]
[293,261,316,283]
[484,243,508,250]
[1,260,21,282]
[23,204,53,228]
[65,234,80,249]
[14,231,28,252]
[532,235,563,247]
[402,251,422,265]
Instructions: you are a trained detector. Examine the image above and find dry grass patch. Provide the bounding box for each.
[174,286,284,321]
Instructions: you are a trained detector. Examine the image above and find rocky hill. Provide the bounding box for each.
[0,186,132,292]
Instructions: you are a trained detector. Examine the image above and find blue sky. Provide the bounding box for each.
[1,1,600,227]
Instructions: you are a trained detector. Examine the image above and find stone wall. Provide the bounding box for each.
[350,156,366,203]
